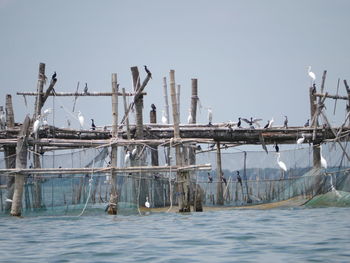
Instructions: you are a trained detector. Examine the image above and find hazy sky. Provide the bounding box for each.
[1,0,349,130]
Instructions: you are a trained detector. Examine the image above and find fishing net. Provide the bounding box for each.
[0,141,349,216]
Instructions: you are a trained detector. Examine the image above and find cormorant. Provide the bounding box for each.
[144,65,152,78]
[284,116,288,129]
[274,143,279,153]
[91,119,96,130]
[237,117,241,128]
[151,103,156,112]
[242,117,262,128]
[304,119,310,127]
[264,120,269,129]
[51,71,57,81]
[237,171,242,186]
[84,83,88,94]
[207,173,213,183]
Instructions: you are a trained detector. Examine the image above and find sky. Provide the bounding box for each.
[0,0,349,131]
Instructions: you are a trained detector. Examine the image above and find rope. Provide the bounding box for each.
[77,148,96,217]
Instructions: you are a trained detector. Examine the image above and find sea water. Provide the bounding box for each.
[0,207,349,263]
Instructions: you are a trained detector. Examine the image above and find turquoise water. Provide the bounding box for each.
[1,208,350,262]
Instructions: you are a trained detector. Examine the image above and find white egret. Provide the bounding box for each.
[308,66,316,84]
[208,107,213,125]
[5,198,13,203]
[124,150,131,166]
[78,111,84,128]
[131,148,137,159]
[43,108,52,117]
[161,110,168,124]
[145,196,150,208]
[297,134,305,144]
[33,116,41,134]
[277,153,287,172]
[268,117,274,128]
[320,145,327,169]
[187,109,193,124]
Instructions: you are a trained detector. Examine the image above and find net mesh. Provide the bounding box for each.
[0,141,349,215]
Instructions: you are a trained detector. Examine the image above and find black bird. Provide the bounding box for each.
[304,119,310,127]
[91,119,96,130]
[144,65,152,78]
[51,71,57,81]
[237,117,241,128]
[196,145,202,151]
[284,116,288,129]
[242,117,262,128]
[312,83,317,94]
[264,120,270,129]
[151,103,156,112]
[84,83,88,94]
[207,173,213,183]
[237,171,242,186]
[274,143,279,153]
[221,174,227,186]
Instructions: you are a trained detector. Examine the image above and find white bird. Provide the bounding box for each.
[33,117,41,134]
[78,111,84,128]
[124,150,131,166]
[308,66,316,84]
[145,196,150,208]
[5,198,13,203]
[297,134,305,144]
[208,108,213,125]
[320,145,327,169]
[277,153,287,172]
[161,110,168,124]
[187,109,193,124]
[131,148,137,159]
[42,108,52,117]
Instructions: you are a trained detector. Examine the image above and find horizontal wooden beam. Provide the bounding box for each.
[314,93,348,100]
[0,164,212,175]
[17,91,146,97]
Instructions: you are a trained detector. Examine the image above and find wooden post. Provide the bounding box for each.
[344,80,350,126]
[162,77,171,166]
[189,79,198,165]
[5,94,15,128]
[10,115,30,216]
[309,86,321,168]
[32,63,46,209]
[131,66,144,139]
[4,94,16,211]
[150,109,159,166]
[176,84,181,117]
[170,70,190,212]
[122,88,131,140]
[108,73,118,215]
[216,142,224,205]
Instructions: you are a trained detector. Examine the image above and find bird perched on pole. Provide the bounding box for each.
[51,71,57,81]
[144,65,152,79]
[187,109,193,124]
[151,104,156,112]
[161,110,168,124]
[242,117,262,128]
[283,116,288,129]
[91,119,96,130]
[84,83,88,94]
[208,107,213,126]
[304,119,310,127]
[308,66,316,85]
[237,117,241,128]
[78,111,84,129]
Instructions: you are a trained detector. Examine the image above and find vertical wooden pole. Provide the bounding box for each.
[176,84,181,118]
[4,94,16,211]
[11,115,30,216]
[32,63,46,209]
[216,142,224,205]
[309,87,321,168]
[344,80,350,126]
[162,77,171,166]
[189,79,198,165]
[150,109,159,166]
[131,66,144,139]
[122,88,131,140]
[108,73,118,215]
[170,70,190,212]
[150,108,161,206]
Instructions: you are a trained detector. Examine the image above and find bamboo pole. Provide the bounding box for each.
[122,88,131,140]
[4,94,16,211]
[10,115,30,216]
[108,73,118,214]
[176,84,181,117]
[309,86,321,168]
[216,141,224,205]
[344,80,350,126]
[170,70,190,212]
[162,77,171,166]
[33,63,46,209]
